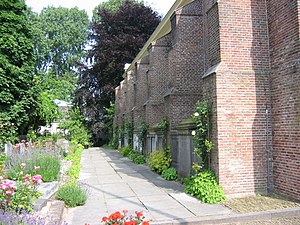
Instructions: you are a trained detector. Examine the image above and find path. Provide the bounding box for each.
[64,147,231,225]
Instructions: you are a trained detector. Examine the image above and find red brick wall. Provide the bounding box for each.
[215,0,271,196]
[133,57,149,129]
[166,0,204,130]
[145,35,170,127]
[267,0,300,200]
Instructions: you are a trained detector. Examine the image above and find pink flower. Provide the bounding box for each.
[5,190,13,195]
[15,143,20,148]
[32,174,42,184]
[21,139,26,143]
[5,199,10,204]
[25,174,31,179]
[21,163,26,169]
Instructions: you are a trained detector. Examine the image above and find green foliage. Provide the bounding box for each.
[125,120,134,146]
[1,167,42,212]
[6,153,61,182]
[161,168,178,181]
[0,0,37,140]
[192,100,213,171]
[184,170,225,204]
[137,121,148,148]
[30,6,89,75]
[119,146,146,164]
[128,151,146,164]
[56,181,87,207]
[36,72,78,105]
[149,148,172,174]
[104,101,118,147]
[0,153,6,176]
[59,108,91,145]
[65,144,84,180]
[119,145,133,157]
[157,116,169,131]
[37,91,60,125]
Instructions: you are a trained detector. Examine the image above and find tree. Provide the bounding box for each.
[30,6,89,76]
[76,0,160,145]
[28,7,89,127]
[0,0,36,147]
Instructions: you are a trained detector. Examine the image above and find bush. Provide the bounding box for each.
[149,148,172,174]
[184,169,225,204]
[119,146,146,164]
[56,181,87,207]
[161,168,178,181]
[0,164,42,212]
[119,146,133,157]
[128,151,146,164]
[0,153,6,176]
[65,144,84,180]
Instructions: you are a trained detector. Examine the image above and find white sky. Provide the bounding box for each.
[25,0,175,18]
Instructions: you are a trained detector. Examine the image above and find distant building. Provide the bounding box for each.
[40,100,73,135]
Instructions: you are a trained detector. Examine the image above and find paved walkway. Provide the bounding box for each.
[64,148,232,225]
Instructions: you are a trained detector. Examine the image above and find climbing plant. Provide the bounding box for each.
[157,116,169,148]
[184,100,225,204]
[191,100,214,172]
[137,121,148,150]
[125,119,133,147]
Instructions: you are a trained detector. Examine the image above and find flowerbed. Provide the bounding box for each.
[0,163,42,212]
[101,210,149,225]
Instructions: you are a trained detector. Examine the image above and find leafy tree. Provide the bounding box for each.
[59,108,91,145]
[27,7,89,128]
[0,0,36,146]
[30,6,89,76]
[76,0,160,145]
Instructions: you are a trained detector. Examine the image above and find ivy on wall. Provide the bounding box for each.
[157,116,169,148]
[191,100,213,172]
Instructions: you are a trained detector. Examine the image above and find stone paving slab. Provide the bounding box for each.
[64,147,234,225]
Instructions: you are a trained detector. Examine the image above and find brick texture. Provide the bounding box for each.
[267,0,300,200]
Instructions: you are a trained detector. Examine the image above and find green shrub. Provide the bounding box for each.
[119,146,133,157]
[56,181,87,207]
[161,168,178,181]
[149,148,172,174]
[0,153,6,176]
[65,144,84,180]
[119,146,146,164]
[184,169,225,204]
[133,154,146,164]
[0,166,42,212]
[128,151,146,164]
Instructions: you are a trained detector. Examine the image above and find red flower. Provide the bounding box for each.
[123,209,128,214]
[142,222,149,225]
[136,211,143,218]
[124,220,136,225]
[102,217,108,222]
[109,211,122,220]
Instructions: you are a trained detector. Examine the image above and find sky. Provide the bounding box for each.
[25,0,175,18]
